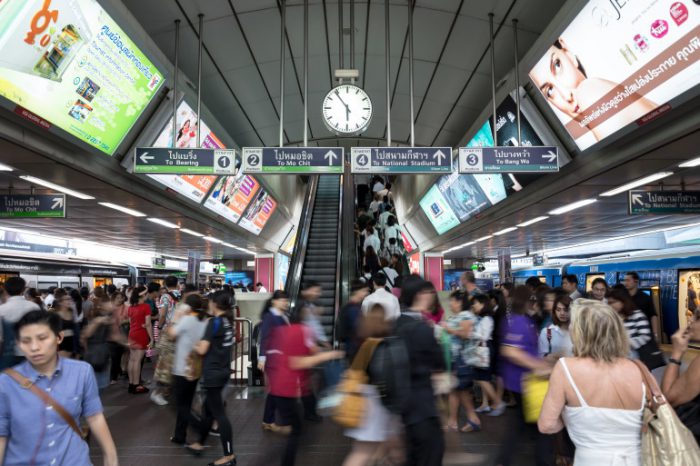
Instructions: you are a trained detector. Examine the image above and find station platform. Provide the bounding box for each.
[90,367,537,466]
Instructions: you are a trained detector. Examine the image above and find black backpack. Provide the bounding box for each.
[368,331,412,414]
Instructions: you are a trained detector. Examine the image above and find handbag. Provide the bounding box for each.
[637,338,666,371]
[184,351,203,381]
[522,373,549,424]
[631,359,700,465]
[3,368,87,439]
[332,338,382,428]
[83,324,111,372]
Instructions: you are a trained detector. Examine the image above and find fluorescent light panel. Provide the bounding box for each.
[98,202,146,217]
[517,216,549,227]
[600,172,674,197]
[203,236,223,243]
[147,218,179,229]
[548,199,597,215]
[19,175,95,200]
[475,235,493,242]
[494,227,518,236]
[180,228,204,237]
[679,157,700,168]
[0,163,13,171]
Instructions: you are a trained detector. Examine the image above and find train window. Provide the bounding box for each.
[585,274,605,293]
[38,281,59,290]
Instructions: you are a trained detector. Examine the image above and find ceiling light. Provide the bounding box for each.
[475,235,493,242]
[147,218,180,229]
[494,227,518,236]
[222,242,256,255]
[600,172,674,197]
[0,163,13,171]
[19,175,95,200]
[517,216,549,227]
[180,228,204,237]
[203,236,223,243]
[679,157,700,168]
[98,202,146,217]
[548,199,597,215]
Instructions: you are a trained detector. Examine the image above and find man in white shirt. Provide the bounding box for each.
[0,277,40,369]
[562,274,582,300]
[43,286,56,308]
[361,273,401,321]
[372,177,385,193]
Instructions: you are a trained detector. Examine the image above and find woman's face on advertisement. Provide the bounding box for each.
[530,41,586,118]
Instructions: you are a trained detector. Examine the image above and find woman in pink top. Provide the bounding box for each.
[421,282,444,325]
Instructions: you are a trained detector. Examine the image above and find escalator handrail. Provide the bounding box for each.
[332,174,344,345]
[287,176,320,313]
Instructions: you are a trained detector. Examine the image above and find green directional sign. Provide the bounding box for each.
[134,147,236,175]
[0,194,66,218]
[629,190,700,214]
[242,147,344,174]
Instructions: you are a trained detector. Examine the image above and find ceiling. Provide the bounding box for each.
[120,0,565,149]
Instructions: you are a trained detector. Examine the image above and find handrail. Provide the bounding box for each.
[231,317,253,386]
[332,173,344,345]
[287,176,319,313]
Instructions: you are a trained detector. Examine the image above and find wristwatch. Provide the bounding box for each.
[669,358,682,366]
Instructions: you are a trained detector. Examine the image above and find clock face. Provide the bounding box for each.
[322,84,372,136]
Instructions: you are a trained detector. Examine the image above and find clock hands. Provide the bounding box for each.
[335,90,352,121]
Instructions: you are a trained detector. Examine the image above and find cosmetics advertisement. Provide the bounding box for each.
[529,0,700,150]
[238,188,277,235]
[0,0,163,155]
[203,172,260,224]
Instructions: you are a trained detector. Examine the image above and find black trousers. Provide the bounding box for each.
[198,386,234,456]
[108,342,124,382]
[494,392,554,466]
[263,393,277,424]
[404,417,444,466]
[172,376,199,443]
[272,396,303,466]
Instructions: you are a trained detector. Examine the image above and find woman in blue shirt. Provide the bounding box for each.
[0,310,118,466]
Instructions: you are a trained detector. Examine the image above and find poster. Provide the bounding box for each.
[203,172,260,224]
[529,0,700,150]
[678,270,700,330]
[238,188,277,235]
[0,0,163,155]
[275,253,290,290]
[419,185,460,235]
[408,252,421,276]
[280,227,297,255]
[438,172,491,222]
[147,101,224,203]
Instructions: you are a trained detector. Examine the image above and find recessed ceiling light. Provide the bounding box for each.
[600,172,674,197]
[19,175,95,200]
[0,163,13,171]
[203,236,223,243]
[548,199,597,215]
[475,235,493,242]
[517,216,549,227]
[494,227,518,236]
[180,228,204,237]
[98,202,146,217]
[147,218,180,229]
[679,157,700,168]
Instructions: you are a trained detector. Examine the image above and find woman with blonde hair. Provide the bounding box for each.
[539,299,646,465]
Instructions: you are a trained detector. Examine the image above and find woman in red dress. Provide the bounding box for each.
[127,286,153,394]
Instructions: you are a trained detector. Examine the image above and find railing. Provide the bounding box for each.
[332,173,344,345]
[230,317,253,386]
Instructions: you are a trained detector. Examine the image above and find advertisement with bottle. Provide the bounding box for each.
[238,188,277,235]
[419,184,460,235]
[203,172,260,224]
[0,0,164,155]
[529,0,700,150]
[147,101,224,203]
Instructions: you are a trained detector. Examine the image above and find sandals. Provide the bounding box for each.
[460,420,482,433]
[443,423,459,432]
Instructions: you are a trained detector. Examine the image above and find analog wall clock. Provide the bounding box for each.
[322,84,372,136]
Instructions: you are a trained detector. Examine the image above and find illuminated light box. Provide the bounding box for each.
[0,0,164,155]
[203,172,260,224]
[529,0,700,150]
[238,188,277,235]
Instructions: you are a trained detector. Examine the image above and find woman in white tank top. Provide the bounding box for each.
[539,300,645,466]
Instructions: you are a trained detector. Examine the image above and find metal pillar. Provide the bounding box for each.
[350,0,355,69]
[512,18,521,145]
[196,14,204,148]
[385,0,391,146]
[408,0,415,146]
[279,1,286,147]
[489,13,497,145]
[304,0,309,146]
[172,20,180,147]
[339,0,344,69]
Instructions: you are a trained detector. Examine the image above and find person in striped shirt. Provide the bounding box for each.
[605,287,652,355]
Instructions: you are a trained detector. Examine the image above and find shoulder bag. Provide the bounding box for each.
[3,368,88,439]
[332,338,382,428]
[637,338,667,371]
[631,359,700,466]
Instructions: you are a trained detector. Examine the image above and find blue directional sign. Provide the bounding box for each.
[134,147,237,175]
[241,147,344,174]
[629,190,700,215]
[0,194,66,218]
[350,147,452,174]
[458,146,559,173]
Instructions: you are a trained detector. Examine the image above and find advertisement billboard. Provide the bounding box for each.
[203,172,260,224]
[0,0,164,155]
[529,0,700,150]
[147,101,224,203]
[419,185,460,235]
[238,188,277,235]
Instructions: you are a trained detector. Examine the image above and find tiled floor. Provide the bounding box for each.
[91,373,536,465]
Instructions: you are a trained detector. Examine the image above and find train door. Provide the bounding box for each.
[585,273,606,294]
[0,271,19,284]
[552,275,562,287]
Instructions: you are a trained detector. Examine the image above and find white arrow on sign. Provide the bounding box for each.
[52,197,64,209]
[543,151,557,163]
[631,193,644,206]
[324,150,338,166]
[139,152,154,164]
[433,150,446,165]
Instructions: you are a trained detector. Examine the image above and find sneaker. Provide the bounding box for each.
[475,405,492,413]
[269,424,291,435]
[209,428,221,437]
[487,402,506,417]
[150,391,168,406]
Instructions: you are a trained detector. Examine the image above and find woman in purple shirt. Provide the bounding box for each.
[495,286,554,466]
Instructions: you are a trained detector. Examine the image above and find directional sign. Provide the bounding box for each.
[134,147,237,175]
[350,147,452,174]
[0,194,66,218]
[629,190,700,215]
[458,146,559,173]
[241,147,344,174]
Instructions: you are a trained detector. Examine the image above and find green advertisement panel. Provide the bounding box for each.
[0,0,164,155]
